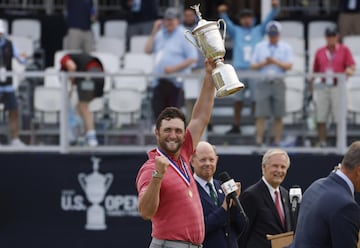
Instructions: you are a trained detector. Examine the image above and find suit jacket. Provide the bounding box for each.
[196,179,247,248]
[290,172,360,248]
[238,179,293,248]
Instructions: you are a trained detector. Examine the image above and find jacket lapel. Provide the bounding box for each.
[280,187,292,231]
[196,180,221,207]
[214,180,225,206]
[260,180,287,231]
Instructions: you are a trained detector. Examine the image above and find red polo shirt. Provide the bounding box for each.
[136,129,205,245]
[313,43,355,74]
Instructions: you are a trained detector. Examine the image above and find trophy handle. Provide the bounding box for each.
[104,173,113,191]
[184,30,200,50]
[217,19,227,43]
[78,173,87,192]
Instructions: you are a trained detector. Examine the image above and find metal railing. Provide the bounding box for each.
[0,69,356,155]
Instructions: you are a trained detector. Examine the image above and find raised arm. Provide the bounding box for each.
[144,19,162,54]
[187,59,216,148]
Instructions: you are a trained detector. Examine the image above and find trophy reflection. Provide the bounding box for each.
[184,4,244,97]
[79,156,113,230]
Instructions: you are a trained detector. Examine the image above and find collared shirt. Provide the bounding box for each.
[251,40,293,76]
[136,129,205,244]
[152,24,198,87]
[220,7,279,69]
[335,168,355,196]
[262,176,284,215]
[313,43,355,74]
[194,174,218,197]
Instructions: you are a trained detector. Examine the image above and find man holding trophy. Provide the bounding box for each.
[136,4,243,248]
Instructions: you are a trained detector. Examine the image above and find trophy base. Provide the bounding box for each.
[212,62,245,98]
[216,83,245,98]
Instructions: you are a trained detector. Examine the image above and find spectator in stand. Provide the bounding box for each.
[338,0,360,38]
[251,21,293,147]
[64,0,96,53]
[60,53,105,147]
[0,19,27,147]
[218,0,279,135]
[122,0,158,51]
[308,26,355,147]
[144,7,198,121]
[183,7,197,30]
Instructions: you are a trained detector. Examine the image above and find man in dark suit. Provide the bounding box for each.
[290,141,360,248]
[191,141,247,248]
[238,148,293,248]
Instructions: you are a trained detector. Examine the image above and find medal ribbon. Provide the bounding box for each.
[156,147,190,186]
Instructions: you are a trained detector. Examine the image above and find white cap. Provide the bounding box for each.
[0,20,5,33]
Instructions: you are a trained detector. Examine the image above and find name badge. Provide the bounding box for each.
[243,46,252,62]
[325,68,334,86]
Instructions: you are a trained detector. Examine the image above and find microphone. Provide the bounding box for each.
[289,185,302,212]
[218,171,247,217]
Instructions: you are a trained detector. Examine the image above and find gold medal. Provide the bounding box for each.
[188,189,193,198]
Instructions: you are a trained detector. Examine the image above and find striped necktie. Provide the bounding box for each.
[206,182,218,206]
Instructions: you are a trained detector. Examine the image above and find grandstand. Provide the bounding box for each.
[0,0,357,154]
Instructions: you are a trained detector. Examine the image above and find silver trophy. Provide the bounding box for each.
[184,4,244,97]
[79,157,113,230]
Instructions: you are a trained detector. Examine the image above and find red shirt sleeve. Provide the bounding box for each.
[60,55,71,70]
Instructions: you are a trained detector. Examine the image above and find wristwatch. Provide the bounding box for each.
[152,170,163,179]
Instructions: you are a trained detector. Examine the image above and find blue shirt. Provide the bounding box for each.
[152,24,198,86]
[251,40,293,75]
[0,35,24,92]
[220,8,278,70]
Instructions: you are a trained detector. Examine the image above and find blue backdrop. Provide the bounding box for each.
[0,153,350,247]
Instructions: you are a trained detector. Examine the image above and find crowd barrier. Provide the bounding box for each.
[0,69,357,154]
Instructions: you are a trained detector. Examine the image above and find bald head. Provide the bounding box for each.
[195,141,217,156]
[192,141,218,181]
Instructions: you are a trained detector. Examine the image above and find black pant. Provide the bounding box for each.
[151,78,184,120]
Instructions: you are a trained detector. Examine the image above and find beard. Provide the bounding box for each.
[159,139,183,156]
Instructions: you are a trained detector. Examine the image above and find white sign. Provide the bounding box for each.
[61,156,139,231]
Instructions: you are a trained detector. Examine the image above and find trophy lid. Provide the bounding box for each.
[191,4,217,33]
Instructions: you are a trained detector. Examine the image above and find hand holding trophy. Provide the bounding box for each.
[184,4,244,97]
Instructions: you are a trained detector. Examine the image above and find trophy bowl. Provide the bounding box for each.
[184,4,244,97]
